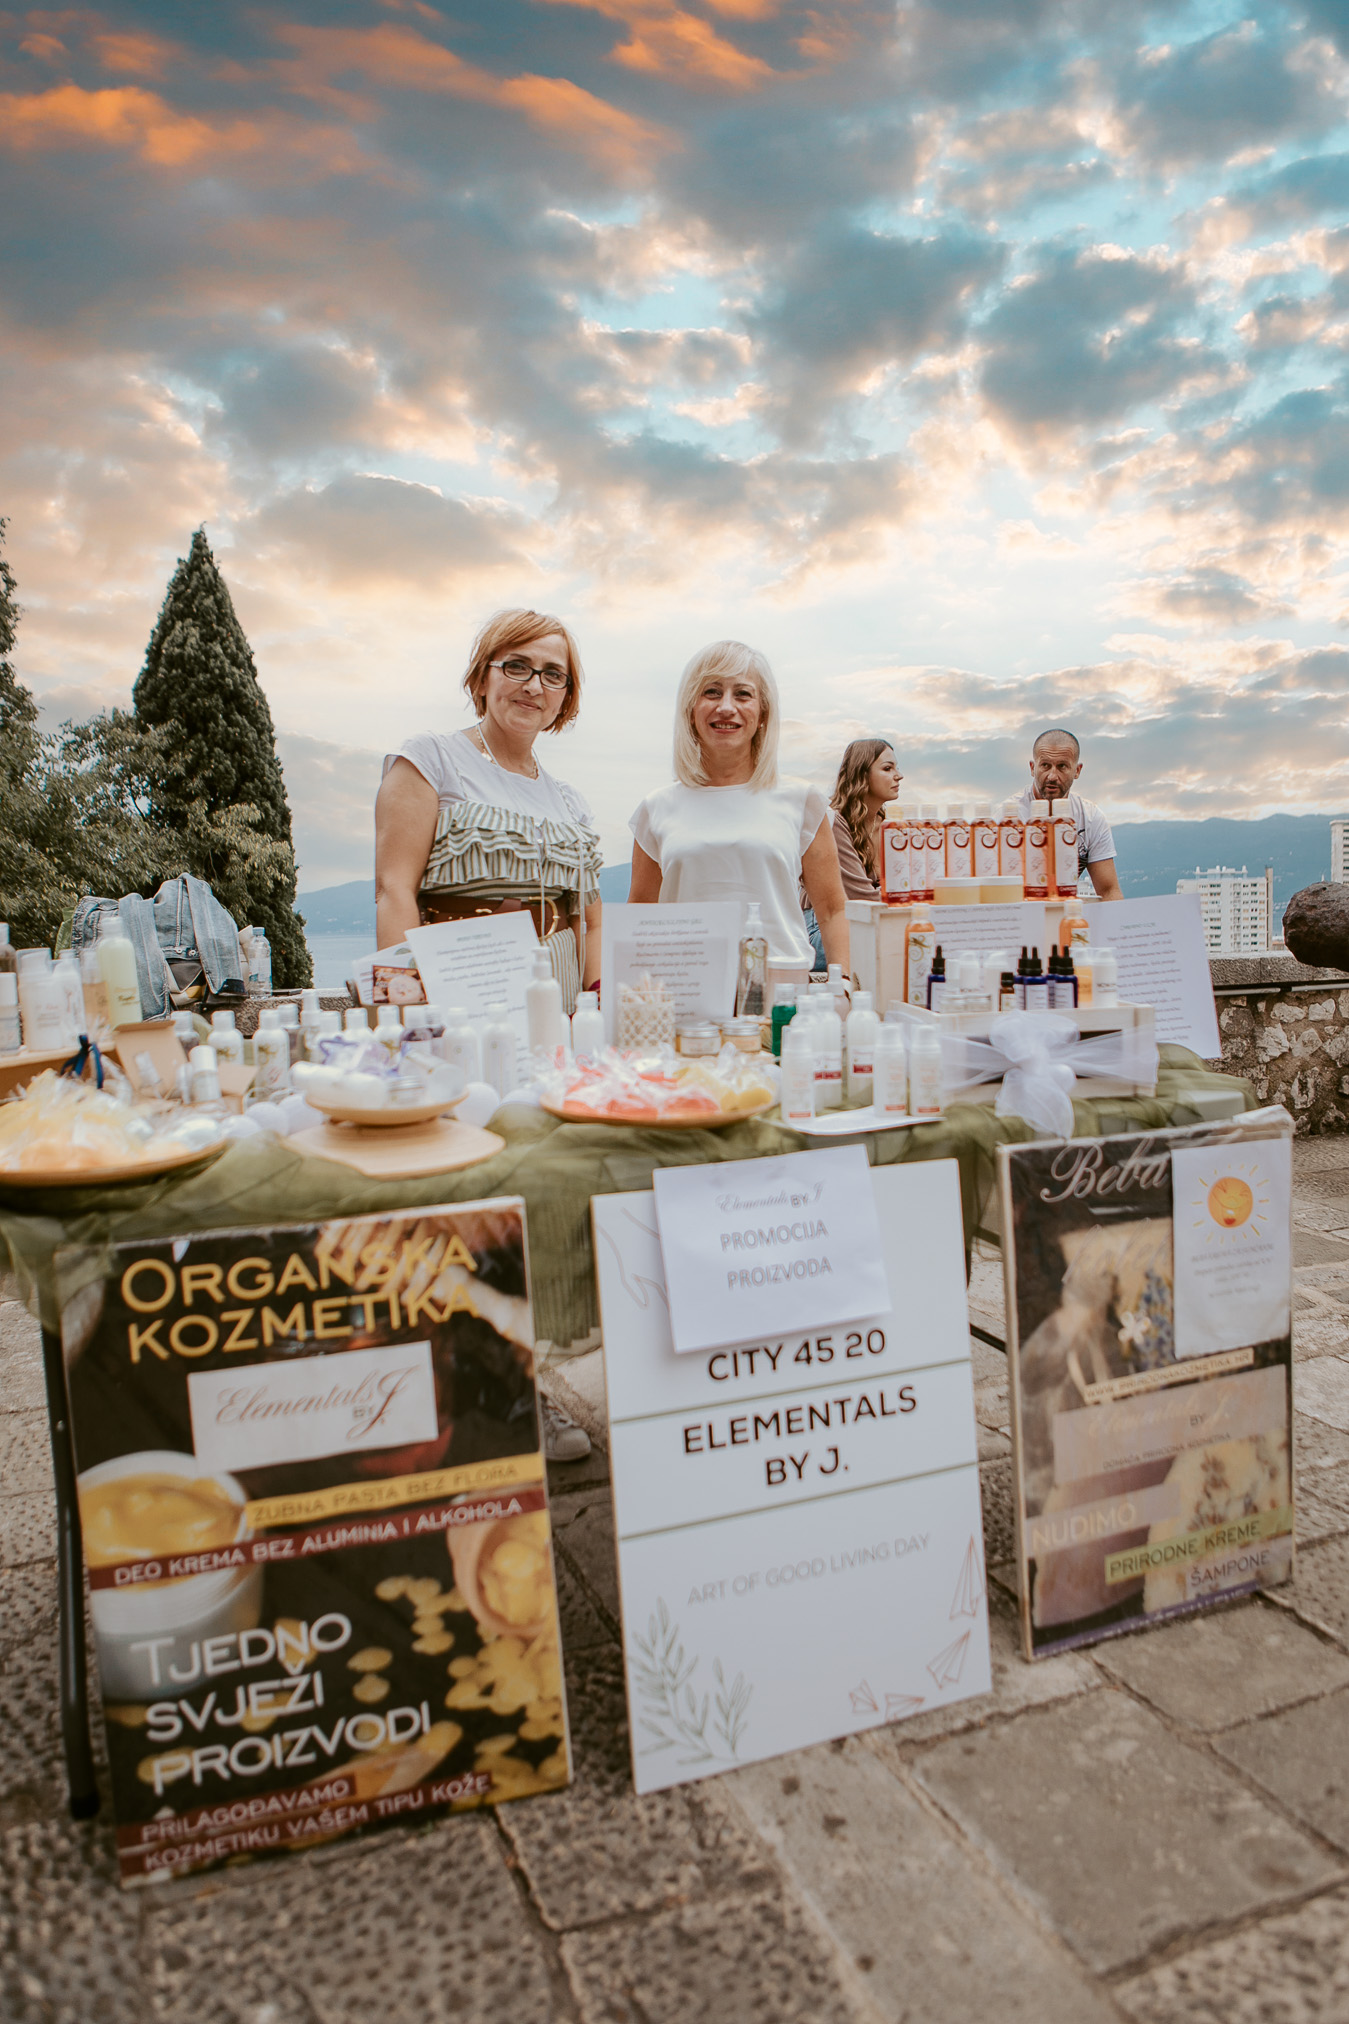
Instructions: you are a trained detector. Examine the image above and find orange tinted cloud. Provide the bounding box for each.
[610,10,773,88]
[273,22,671,171]
[89,31,177,79]
[0,83,256,165]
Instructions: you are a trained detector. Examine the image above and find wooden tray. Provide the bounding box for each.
[291,1117,504,1178]
[539,1098,774,1130]
[0,1138,228,1190]
[305,1090,466,1129]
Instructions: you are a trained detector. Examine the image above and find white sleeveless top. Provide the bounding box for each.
[629,778,825,965]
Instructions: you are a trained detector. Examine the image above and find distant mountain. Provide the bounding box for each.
[297,879,375,934]
[1110,814,1345,924]
[299,815,1344,935]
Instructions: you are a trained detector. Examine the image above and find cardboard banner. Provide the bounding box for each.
[593,1161,990,1795]
[999,1112,1295,1660]
[58,1200,570,1887]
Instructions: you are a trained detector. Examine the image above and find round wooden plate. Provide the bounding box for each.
[538,1097,775,1130]
[304,1089,467,1130]
[291,1117,504,1177]
[0,1137,229,1189]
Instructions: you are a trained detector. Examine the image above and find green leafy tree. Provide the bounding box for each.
[0,519,66,946]
[134,530,311,985]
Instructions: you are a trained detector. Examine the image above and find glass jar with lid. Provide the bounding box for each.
[676,1021,721,1057]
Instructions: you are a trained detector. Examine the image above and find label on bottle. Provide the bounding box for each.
[905,930,935,1006]
[944,820,972,878]
[999,819,1025,879]
[1052,814,1077,895]
[973,821,1000,877]
[0,1008,20,1053]
[881,821,909,902]
[1024,820,1049,897]
[874,1061,907,1113]
[1067,918,1090,947]
[107,981,141,1027]
[925,824,945,886]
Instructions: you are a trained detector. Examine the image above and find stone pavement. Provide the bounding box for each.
[8,1142,1349,2021]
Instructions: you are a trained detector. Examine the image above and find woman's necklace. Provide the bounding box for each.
[475,722,538,781]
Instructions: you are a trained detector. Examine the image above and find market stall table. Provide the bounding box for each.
[0,1044,1252,1817]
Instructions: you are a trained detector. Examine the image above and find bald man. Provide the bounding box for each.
[1015,729,1123,900]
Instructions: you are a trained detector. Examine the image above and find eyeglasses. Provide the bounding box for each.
[491,657,570,691]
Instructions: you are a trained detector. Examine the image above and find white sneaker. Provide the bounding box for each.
[542,1398,591,1462]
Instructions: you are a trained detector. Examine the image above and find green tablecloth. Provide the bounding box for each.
[0,1047,1253,1352]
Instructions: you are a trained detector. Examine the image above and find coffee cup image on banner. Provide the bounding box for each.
[58,1202,571,1885]
[1001,1127,1294,1660]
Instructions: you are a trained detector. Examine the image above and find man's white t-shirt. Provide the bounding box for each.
[1015,787,1115,883]
[630,778,826,966]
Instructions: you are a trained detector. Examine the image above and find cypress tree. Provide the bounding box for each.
[134,530,311,986]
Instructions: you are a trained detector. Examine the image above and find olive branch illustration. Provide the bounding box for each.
[629,1599,754,1763]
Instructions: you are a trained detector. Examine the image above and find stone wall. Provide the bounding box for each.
[1210,956,1349,1134]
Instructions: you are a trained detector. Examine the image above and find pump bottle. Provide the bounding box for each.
[779,1016,817,1124]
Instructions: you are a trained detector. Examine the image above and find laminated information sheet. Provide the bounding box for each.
[999,1111,1295,1659]
[58,1201,570,1886]
[594,1162,990,1794]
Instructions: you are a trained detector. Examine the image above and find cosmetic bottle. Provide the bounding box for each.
[482,1004,518,1096]
[527,951,565,1052]
[873,1022,908,1115]
[1024,800,1051,901]
[943,805,972,879]
[813,992,844,1110]
[1050,800,1078,897]
[210,1010,245,1066]
[905,905,936,1007]
[879,802,911,904]
[1093,948,1119,1006]
[971,803,1000,880]
[18,951,70,1050]
[779,1016,817,1125]
[0,926,14,979]
[735,902,769,1017]
[999,800,1026,881]
[922,805,946,899]
[98,919,143,1028]
[0,974,19,1053]
[770,984,798,1059]
[908,1026,944,1118]
[570,990,604,1060]
[845,991,878,1104]
[253,1009,292,1101]
[1060,895,1089,950]
[999,971,1017,1013]
[926,946,947,1012]
[442,1006,483,1081]
[54,954,84,1040]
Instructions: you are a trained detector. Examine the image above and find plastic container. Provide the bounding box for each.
[736,901,769,1017]
[1060,896,1089,949]
[998,800,1025,881]
[343,1007,369,1033]
[769,984,798,1059]
[879,802,911,904]
[932,876,980,907]
[209,1010,244,1066]
[1024,799,1051,901]
[971,804,1000,880]
[253,1009,292,1100]
[779,1016,817,1124]
[189,1044,223,1107]
[720,1017,763,1054]
[17,950,70,1050]
[845,991,878,1104]
[246,928,272,997]
[926,946,947,1011]
[980,872,1024,904]
[1076,947,1095,1008]
[570,991,604,1060]
[0,926,14,978]
[442,1006,483,1081]
[921,805,945,901]
[97,920,142,1029]
[526,951,564,1052]
[482,1004,518,1097]
[811,993,843,1109]
[80,942,108,1033]
[1050,800,1078,896]
[943,805,972,879]
[0,973,19,1053]
[905,905,936,1008]
[873,1022,908,1115]
[54,954,84,1040]
[908,1025,944,1118]
[826,962,849,1022]
[1093,948,1119,1006]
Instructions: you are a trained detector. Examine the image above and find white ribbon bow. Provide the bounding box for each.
[940,1009,1159,1138]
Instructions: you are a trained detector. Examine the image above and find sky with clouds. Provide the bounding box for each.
[5,0,1349,888]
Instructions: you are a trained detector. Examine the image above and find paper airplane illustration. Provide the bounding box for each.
[927,1632,971,1690]
[950,1536,985,1620]
[884,1693,925,1720]
[848,1680,879,1714]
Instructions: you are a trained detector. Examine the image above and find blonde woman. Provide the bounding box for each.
[628,641,848,972]
[375,608,602,1007]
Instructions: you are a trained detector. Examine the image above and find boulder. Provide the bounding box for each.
[1283,883,1349,969]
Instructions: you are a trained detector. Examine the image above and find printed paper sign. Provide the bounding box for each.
[1171,1139,1292,1358]
[58,1201,570,1887]
[999,1114,1294,1660]
[1086,894,1221,1056]
[920,902,1047,963]
[594,1162,990,1795]
[651,1145,890,1354]
[406,914,539,1072]
[189,1342,438,1473]
[600,901,741,1043]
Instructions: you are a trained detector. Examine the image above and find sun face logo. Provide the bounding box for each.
[1187,1155,1271,1249]
[1207,1176,1254,1229]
